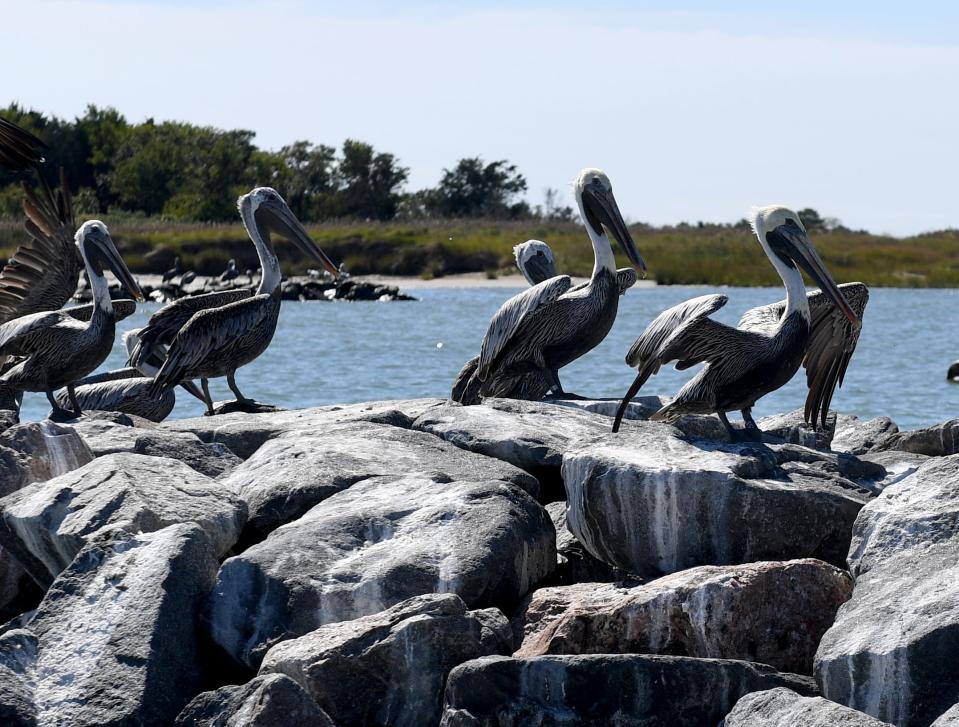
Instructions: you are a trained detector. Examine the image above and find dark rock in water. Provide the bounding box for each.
[723,687,894,726]
[175,673,334,727]
[0,422,93,495]
[815,454,959,727]
[832,415,900,455]
[0,524,218,726]
[73,417,241,477]
[205,473,554,669]
[223,420,539,542]
[165,398,446,459]
[543,502,636,585]
[870,418,959,457]
[440,654,818,727]
[260,594,512,727]
[512,559,850,675]
[413,398,629,501]
[0,452,247,587]
[934,704,959,726]
[333,279,416,301]
[563,421,872,577]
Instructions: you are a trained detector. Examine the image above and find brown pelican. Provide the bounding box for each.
[0,221,145,420]
[612,205,866,440]
[513,239,638,293]
[56,329,205,422]
[219,259,239,284]
[139,187,339,414]
[452,168,645,405]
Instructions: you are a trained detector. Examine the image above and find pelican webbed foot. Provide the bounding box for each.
[718,410,764,443]
[46,390,80,422]
[211,399,281,416]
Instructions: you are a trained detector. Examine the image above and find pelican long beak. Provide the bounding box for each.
[582,184,647,276]
[258,199,340,279]
[95,232,146,302]
[770,223,858,324]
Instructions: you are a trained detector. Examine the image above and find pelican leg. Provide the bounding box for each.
[719,409,762,443]
[544,369,586,401]
[201,379,215,417]
[46,390,78,422]
[67,384,83,417]
[222,370,278,414]
[741,407,761,432]
[227,370,253,403]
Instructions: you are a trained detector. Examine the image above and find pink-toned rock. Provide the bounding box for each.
[513,559,851,675]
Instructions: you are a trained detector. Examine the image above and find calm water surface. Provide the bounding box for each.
[17,286,959,430]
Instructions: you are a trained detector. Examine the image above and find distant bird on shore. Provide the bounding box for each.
[58,329,205,422]
[219,259,239,284]
[132,187,339,415]
[180,270,197,286]
[452,168,646,405]
[162,257,182,283]
[612,205,867,439]
[0,221,145,420]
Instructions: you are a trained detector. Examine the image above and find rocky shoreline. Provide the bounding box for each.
[0,398,956,725]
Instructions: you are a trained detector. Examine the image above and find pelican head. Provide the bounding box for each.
[752,205,857,324]
[75,221,145,302]
[513,239,556,286]
[574,168,646,275]
[238,187,339,278]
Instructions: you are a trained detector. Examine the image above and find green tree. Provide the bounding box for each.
[426,157,529,218]
[335,139,408,220]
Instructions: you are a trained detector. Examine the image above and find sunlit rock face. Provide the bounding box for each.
[723,687,894,726]
[0,421,93,495]
[260,593,512,727]
[205,473,555,669]
[0,524,218,726]
[562,422,872,578]
[439,654,818,726]
[513,559,851,675]
[815,454,959,727]
[0,452,247,587]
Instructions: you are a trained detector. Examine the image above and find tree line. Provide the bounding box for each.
[0,104,577,223]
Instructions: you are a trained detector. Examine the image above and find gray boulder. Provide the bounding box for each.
[723,687,894,726]
[563,422,871,576]
[0,452,247,587]
[165,398,446,459]
[440,654,817,727]
[934,704,959,726]
[73,417,241,477]
[543,502,634,585]
[758,409,836,450]
[0,422,93,495]
[871,418,959,457]
[224,420,538,541]
[857,450,930,493]
[832,416,900,455]
[260,594,512,727]
[206,473,554,669]
[175,673,334,727]
[0,524,218,726]
[815,455,959,727]
[513,559,850,675]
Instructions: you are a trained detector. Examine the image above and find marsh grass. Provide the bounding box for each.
[1,216,957,286]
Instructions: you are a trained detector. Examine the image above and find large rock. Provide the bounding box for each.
[514,559,850,675]
[833,416,900,455]
[758,409,836,450]
[73,417,241,477]
[858,450,930,493]
[872,418,959,457]
[934,704,959,726]
[440,654,817,726]
[0,452,247,587]
[175,673,334,727]
[815,455,959,727]
[723,687,894,726]
[563,423,871,576]
[224,420,539,542]
[207,473,554,669]
[413,398,630,500]
[0,422,93,495]
[165,398,446,459]
[543,502,634,585]
[0,524,218,726]
[260,594,512,727]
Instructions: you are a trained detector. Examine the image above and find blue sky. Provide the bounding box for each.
[4,1,958,234]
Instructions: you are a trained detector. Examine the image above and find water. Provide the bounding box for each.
[16,286,959,430]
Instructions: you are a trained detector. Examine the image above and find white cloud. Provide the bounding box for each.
[5,1,958,234]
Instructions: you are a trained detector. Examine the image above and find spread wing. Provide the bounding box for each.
[803,282,869,427]
[0,169,81,323]
[150,294,272,394]
[738,282,869,427]
[477,275,572,380]
[0,117,46,172]
[129,287,253,367]
[64,299,137,323]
